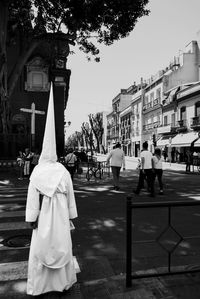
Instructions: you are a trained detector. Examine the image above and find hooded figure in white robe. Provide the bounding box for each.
[25,83,78,296]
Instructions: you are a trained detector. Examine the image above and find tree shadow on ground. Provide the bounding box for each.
[72,169,200,278]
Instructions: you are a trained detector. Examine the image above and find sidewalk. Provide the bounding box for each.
[1,165,200,298]
[98,153,200,174]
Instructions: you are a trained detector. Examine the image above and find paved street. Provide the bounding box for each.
[0,160,200,298]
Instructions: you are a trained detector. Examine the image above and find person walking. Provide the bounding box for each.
[65,148,77,181]
[23,148,32,178]
[134,141,154,197]
[185,149,192,173]
[152,147,164,194]
[17,150,25,180]
[25,83,78,296]
[30,148,40,174]
[106,142,125,190]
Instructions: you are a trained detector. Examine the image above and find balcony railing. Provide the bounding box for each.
[191,116,200,128]
[153,97,161,106]
[173,119,188,132]
[143,121,161,131]
[143,102,152,111]
[126,197,200,287]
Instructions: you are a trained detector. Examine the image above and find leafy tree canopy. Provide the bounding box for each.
[6,0,149,61]
[0,0,149,135]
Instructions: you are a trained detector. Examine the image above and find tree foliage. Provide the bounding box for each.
[30,0,149,60]
[89,113,105,153]
[0,0,149,134]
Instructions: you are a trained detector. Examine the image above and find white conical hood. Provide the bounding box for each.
[39,83,57,164]
[30,82,66,197]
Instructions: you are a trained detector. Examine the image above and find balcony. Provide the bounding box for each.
[143,121,161,131]
[153,97,161,107]
[191,116,200,129]
[175,119,187,133]
[143,102,152,111]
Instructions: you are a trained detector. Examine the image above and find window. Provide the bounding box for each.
[171,113,175,126]
[25,57,49,92]
[156,88,161,99]
[195,101,200,116]
[164,115,168,126]
[150,92,154,102]
[180,106,186,120]
[32,72,43,87]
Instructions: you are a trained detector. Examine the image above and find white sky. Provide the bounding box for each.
[65,0,200,137]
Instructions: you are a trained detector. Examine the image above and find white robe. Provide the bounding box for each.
[25,167,78,296]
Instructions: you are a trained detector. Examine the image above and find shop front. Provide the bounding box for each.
[170,131,200,163]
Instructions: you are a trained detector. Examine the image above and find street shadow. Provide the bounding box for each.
[72,168,200,278]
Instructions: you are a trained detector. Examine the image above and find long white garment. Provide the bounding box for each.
[26,169,78,296]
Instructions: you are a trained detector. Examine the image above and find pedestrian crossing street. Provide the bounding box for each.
[0,178,181,299]
[0,185,81,299]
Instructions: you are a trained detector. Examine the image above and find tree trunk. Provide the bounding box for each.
[8,40,39,98]
[0,1,9,136]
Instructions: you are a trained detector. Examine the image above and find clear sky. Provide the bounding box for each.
[65,0,200,138]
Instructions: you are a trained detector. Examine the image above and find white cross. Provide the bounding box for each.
[20,102,45,135]
[20,102,45,148]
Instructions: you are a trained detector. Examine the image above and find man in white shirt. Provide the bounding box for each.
[134,141,155,197]
[106,143,125,190]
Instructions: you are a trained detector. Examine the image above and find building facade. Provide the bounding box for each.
[142,74,163,152]
[131,88,143,157]
[106,87,134,151]
[105,38,200,158]
[1,40,70,158]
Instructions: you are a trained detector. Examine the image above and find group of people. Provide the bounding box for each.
[23,82,165,297]
[106,141,163,197]
[134,141,163,197]
[17,148,40,180]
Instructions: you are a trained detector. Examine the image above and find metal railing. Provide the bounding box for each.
[126,197,200,287]
[191,116,200,127]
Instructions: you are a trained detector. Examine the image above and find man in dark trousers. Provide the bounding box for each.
[134,141,154,197]
[106,142,125,191]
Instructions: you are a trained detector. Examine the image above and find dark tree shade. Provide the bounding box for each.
[0,0,149,134]
[7,0,149,59]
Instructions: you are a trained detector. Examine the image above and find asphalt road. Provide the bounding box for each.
[0,162,200,298]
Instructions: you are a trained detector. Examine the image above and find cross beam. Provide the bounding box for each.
[20,102,45,149]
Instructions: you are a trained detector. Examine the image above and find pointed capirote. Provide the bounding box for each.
[39,82,57,164]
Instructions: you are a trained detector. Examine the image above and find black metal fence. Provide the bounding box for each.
[126,197,200,287]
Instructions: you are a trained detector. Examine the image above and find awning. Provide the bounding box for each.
[157,136,172,147]
[170,131,199,147]
[194,134,200,147]
[164,86,180,102]
[194,140,200,147]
